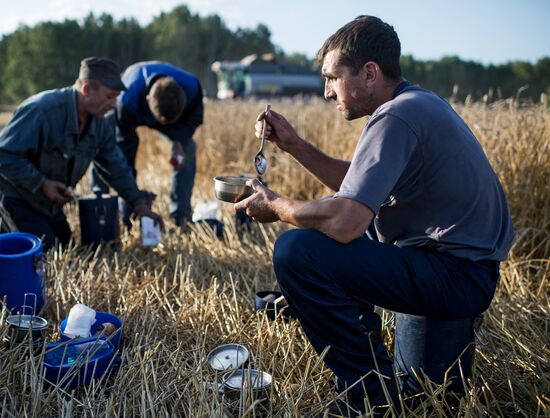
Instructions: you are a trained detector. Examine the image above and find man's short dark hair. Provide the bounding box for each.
[148,77,186,124]
[317,16,402,79]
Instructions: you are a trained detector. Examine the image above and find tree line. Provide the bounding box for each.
[0,5,548,104]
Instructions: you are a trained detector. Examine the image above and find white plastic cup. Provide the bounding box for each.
[64,304,96,338]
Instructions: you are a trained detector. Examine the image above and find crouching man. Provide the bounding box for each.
[235,16,514,416]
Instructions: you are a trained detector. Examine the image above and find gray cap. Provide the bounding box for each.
[79,57,126,91]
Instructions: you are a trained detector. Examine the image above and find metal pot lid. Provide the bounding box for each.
[6,314,48,330]
[223,369,272,390]
[207,344,249,371]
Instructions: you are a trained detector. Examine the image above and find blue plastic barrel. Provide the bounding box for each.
[393,313,476,395]
[0,232,45,314]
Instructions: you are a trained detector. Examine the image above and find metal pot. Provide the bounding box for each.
[5,314,48,348]
[222,369,272,417]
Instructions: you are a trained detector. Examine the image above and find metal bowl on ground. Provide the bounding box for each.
[254,291,295,320]
[213,176,254,203]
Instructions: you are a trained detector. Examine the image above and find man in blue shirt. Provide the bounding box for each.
[236,16,514,416]
[0,57,163,250]
[92,61,203,228]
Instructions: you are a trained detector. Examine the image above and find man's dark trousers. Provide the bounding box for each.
[273,229,499,402]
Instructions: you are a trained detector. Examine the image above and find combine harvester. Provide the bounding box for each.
[211,53,323,99]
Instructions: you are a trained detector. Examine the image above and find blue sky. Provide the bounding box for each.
[1,0,549,65]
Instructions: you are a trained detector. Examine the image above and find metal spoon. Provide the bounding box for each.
[254,104,271,176]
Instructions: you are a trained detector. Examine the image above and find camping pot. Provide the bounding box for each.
[393,313,477,396]
[222,369,272,417]
[5,313,48,348]
[78,190,119,248]
[0,233,45,314]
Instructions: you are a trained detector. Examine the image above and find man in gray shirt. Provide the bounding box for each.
[0,57,163,250]
[235,16,513,415]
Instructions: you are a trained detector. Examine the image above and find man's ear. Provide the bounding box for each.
[81,82,90,97]
[364,62,378,83]
[145,94,152,110]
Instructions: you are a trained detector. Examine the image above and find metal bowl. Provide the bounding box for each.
[254,291,295,320]
[213,176,254,203]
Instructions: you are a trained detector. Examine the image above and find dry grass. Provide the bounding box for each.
[0,97,548,417]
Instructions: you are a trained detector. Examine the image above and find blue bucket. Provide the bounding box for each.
[43,337,120,388]
[60,311,123,349]
[0,232,45,314]
[393,313,476,395]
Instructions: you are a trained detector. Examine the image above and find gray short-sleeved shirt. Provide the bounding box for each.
[336,84,514,261]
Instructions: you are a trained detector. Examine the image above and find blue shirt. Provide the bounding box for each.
[336,84,514,261]
[0,87,145,217]
[116,61,203,144]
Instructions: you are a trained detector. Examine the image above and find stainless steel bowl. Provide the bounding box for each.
[213,176,254,203]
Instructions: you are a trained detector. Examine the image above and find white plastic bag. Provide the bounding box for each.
[64,304,96,338]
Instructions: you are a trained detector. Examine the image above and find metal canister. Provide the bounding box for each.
[222,369,272,417]
[5,314,48,350]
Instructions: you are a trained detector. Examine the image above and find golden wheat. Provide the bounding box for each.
[0,97,548,417]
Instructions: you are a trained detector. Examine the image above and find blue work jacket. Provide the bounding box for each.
[116,61,203,144]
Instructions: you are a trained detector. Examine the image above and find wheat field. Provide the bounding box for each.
[0,97,548,417]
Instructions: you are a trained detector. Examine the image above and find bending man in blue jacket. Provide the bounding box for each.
[92,61,204,228]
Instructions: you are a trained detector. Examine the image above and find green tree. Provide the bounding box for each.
[145,6,276,95]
